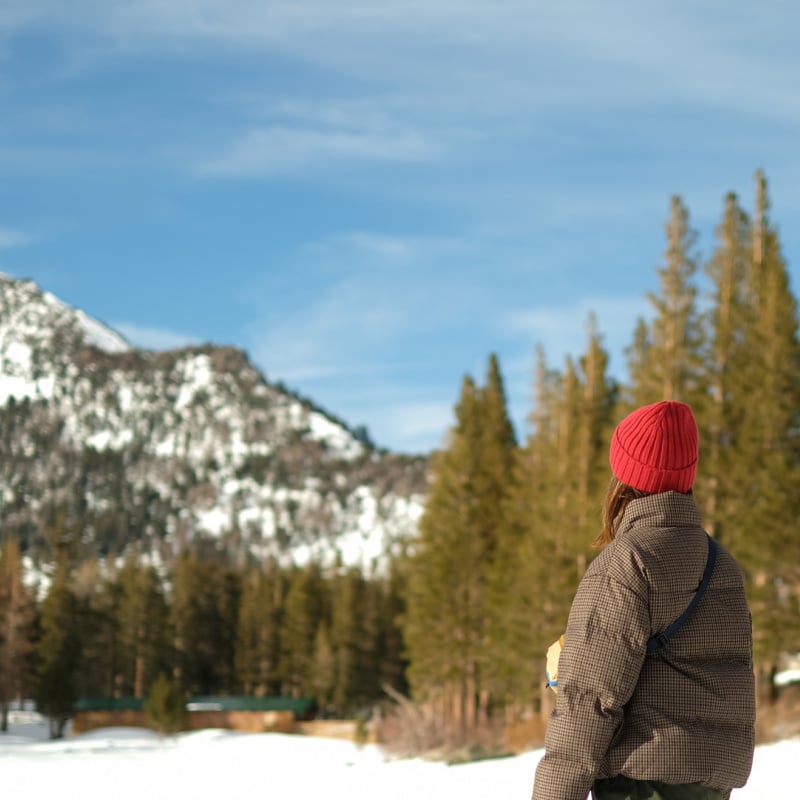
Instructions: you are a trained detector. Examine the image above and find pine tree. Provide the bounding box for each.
[235,560,283,696]
[374,562,409,698]
[35,560,81,738]
[359,575,389,704]
[116,556,171,698]
[476,354,518,539]
[330,569,359,714]
[403,375,484,731]
[144,673,185,735]
[0,538,37,731]
[310,622,336,711]
[330,568,380,715]
[486,327,615,714]
[698,191,752,546]
[278,562,326,697]
[575,316,617,550]
[171,553,241,695]
[625,318,653,411]
[484,438,550,712]
[403,355,516,732]
[72,560,121,698]
[626,196,704,409]
[734,172,800,677]
[555,357,581,546]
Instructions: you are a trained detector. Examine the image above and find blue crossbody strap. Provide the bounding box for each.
[646,534,717,654]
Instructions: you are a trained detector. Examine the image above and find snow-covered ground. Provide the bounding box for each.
[1,712,796,799]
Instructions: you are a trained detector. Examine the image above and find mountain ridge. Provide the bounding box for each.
[0,274,428,575]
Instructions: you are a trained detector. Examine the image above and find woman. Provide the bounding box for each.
[532,400,755,800]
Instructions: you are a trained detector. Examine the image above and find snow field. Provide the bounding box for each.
[1,714,796,800]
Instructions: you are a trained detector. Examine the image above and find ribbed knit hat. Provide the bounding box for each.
[609,400,698,494]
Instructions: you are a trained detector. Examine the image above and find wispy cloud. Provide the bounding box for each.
[239,227,553,450]
[113,322,199,351]
[0,227,31,248]
[0,145,127,174]
[503,295,649,372]
[305,231,471,263]
[241,225,650,400]
[243,228,494,380]
[375,400,456,453]
[245,285,409,383]
[4,2,799,124]
[195,124,439,178]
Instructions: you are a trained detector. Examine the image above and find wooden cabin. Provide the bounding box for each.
[72,695,317,735]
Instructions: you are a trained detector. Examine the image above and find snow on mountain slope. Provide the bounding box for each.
[0,274,427,573]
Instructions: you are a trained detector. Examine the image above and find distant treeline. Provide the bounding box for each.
[0,540,407,737]
[2,171,799,741]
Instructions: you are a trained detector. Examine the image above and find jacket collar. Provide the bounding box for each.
[616,491,702,540]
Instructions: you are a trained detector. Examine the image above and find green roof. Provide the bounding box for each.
[75,697,145,712]
[186,696,316,713]
[74,695,316,714]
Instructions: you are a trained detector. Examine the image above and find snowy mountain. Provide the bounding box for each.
[0,274,427,574]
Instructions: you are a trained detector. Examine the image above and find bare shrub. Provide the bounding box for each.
[376,685,508,763]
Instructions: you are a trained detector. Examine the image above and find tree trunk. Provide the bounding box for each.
[134,651,145,698]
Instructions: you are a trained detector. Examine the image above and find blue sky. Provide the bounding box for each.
[1,2,799,454]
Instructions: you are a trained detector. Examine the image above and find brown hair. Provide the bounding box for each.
[593,476,648,548]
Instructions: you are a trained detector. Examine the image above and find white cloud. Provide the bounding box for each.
[503,295,648,372]
[305,231,471,263]
[246,292,408,384]
[378,400,454,450]
[5,2,800,124]
[242,227,491,385]
[0,227,31,248]
[113,322,199,351]
[195,124,439,178]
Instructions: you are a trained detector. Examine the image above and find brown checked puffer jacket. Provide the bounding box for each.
[532,491,755,800]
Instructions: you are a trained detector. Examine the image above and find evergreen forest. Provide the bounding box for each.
[2,171,799,743]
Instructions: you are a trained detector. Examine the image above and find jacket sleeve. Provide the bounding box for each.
[532,569,650,800]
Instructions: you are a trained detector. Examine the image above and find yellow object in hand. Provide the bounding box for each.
[546,635,565,692]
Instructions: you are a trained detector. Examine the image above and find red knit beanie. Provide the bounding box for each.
[609,400,698,494]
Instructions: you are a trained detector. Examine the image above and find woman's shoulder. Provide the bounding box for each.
[583,537,649,595]
[587,525,708,592]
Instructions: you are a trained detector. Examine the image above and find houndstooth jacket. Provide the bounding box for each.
[532,491,755,800]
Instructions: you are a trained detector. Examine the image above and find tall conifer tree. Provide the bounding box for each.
[476,354,518,561]
[235,560,283,696]
[310,622,336,710]
[72,561,121,698]
[626,196,704,410]
[375,562,409,697]
[735,172,800,673]
[487,327,615,713]
[330,568,374,714]
[0,538,37,731]
[35,559,81,738]
[116,557,171,697]
[404,375,484,730]
[575,316,617,553]
[404,355,516,732]
[278,562,326,697]
[699,191,751,545]
[171,554,241,695]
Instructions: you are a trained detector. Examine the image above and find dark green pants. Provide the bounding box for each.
[592,776,723,800]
